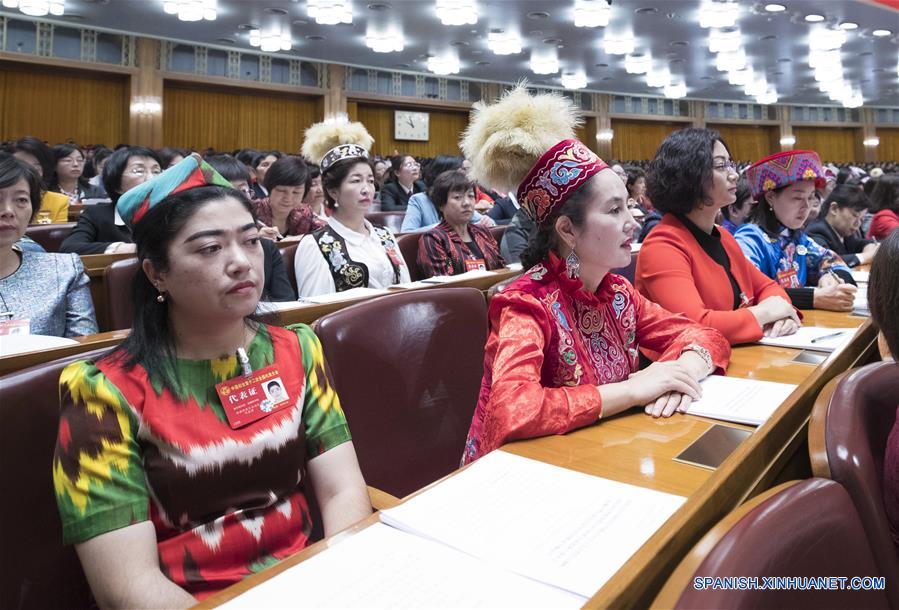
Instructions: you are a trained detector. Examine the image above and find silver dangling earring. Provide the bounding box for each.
[565,248,580,279]
[157,291,166,303]
[333,201,339,209]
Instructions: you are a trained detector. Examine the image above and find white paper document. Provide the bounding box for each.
[219,523,585,610]
[419,269,498,284]
[756,326,856,352]
[506,262,524,272]
[685,375,798,426]
[298,287,389,304]
[380,450,685,598]
[851,270,870,283]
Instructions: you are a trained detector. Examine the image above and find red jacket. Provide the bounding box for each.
[636,214,791,345]
[868,209,899,241]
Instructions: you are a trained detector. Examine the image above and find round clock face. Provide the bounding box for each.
[395,111,430,141]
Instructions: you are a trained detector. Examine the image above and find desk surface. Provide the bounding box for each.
[197,308,877,609]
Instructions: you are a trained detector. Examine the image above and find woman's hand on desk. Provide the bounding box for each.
[813,284,856,311]
[750,295,801,330]
[763,317,800,338]
[628,361,702,416]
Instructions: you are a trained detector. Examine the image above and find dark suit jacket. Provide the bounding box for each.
[379,179,426,211]
[261,238,295,302]
[487,196,518,225]
[60,203,132,255]
[806,218,872,267]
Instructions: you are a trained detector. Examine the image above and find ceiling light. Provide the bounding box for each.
[427,54,460,74]
[744,78,768,96]
[664,80,687,98]
[809,48,841,70]
[809,27,846,51]
[763,3,785,12]
[863,137,880,147]
[161,0,216,21]
[561,72,587,89]
[780,135,796,146]
[603,34,635,55]
[646,66,670,87]
[842,91,863,108]
[573,0,610,28]
[728,67,753,86]
[838,21,858,30]
[715,49,746,71]
[596,128,614,142]
[624,52,651,74]
[436,0,477,25]
[307,0,353,25]
[756,88,778,104]
[3,0,65,15]
[530,50,560,74]
[872,29,892,37]
[249,26,292,52]
[709,28,741,54]
[487,31,521,55]
[365,31,404,53]
[699,1,738,28]
[804,13,824,22]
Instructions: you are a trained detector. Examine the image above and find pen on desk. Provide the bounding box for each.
[826,270,844,284]
[811,331,845,344]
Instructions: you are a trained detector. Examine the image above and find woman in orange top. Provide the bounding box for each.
[636,128,800,344]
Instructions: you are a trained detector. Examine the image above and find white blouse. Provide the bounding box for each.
[294,216,411,297]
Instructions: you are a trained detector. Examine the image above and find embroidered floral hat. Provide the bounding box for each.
[116,153,232,228]
[461,85,608,226]
[746,150,826,200]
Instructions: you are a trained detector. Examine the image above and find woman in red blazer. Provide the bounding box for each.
[635,128,800,344]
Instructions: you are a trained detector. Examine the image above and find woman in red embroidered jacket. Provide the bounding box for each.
[418,169,505,278]
[459,87,731,464]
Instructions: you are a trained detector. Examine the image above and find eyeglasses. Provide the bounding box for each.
[127,167,162,177]
[402,162,420,169]
[713,161,738,173]
[59,157,84,165]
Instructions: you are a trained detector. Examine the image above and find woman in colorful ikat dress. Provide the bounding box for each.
[459,87,731,464]
[52,154,370,608]
[735,150,858,312]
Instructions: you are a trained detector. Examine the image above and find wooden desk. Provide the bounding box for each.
[0,330,129,376]
[196,309,877,609]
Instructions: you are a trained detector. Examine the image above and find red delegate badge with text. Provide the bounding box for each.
[464,258,487,271]
[0,318,30,336]
[215,364,292,429]
[776,268,800,289]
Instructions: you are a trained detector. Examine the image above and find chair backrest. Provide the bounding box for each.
[396,232,424,281]
[104,257,140,332]
[313,287,487,497]
[809,360,899,603]
[612,251,638,284]
[489,224,507,245]
[654,478,890,610]
[365,211,405,235]
[24,223,75,252]
[279,243,299,297]
[0,347,110,610]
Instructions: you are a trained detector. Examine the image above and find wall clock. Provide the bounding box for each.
[394,110,430,141]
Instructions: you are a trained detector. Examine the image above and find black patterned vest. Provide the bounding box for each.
[311,224,403,292]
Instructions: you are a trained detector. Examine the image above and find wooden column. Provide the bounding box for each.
[595,93,612,160]
[129,37,164,148]
[323,64,347,119]
[861,108,877,163]
[690,100,706,129]
[777,105,794,151]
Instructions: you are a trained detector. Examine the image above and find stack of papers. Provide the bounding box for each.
[757,326,856,352]
[851,270,870,283]
[685,375,798,426]
[298,287,389,304]
[853,290,870,317]
[419,268,498,283]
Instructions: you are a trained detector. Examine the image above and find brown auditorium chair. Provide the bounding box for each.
[104,257,140,331]
[396,232,424,281]
[653,479,890,610]
[279,242,299,297]
[489,224,507,245]
[365,211,405,234]
[809,361,899,605]
[24,222,75,252]
[313,287,487,497]
[612,251,638,284]
[0,347,110,610]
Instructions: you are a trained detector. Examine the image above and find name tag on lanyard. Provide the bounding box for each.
[215,364,292,429]
[464,258,487,271]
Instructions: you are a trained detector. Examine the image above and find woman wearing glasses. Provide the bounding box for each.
[60,147,162,255]
[48,144,106,205]
[636,129,801,344]
[379,154,426,211]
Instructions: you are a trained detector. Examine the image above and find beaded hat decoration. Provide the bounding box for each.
[516,138,609,225]
[116,153,232,228]
[301,117,375,174]
[319,143,369,173]
[746,150,826,200]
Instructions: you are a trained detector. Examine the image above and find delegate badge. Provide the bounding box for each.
[464,258,487,272]
[0,318,30,336]
[215,364,292,429]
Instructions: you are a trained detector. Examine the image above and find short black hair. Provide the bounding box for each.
[425,155,463,186]
[321,158,375,209]
[721,177,753,222]
[102,146,162,204]
[267,380,282,392]
[868,230,899,357]
[430,169,475,213]
[647,127,730,215]
[262,155,308,193]
[869,174,899,215]
[253,151,282,168]
[2,136,53,185]
[156,147,190,169]
[49,144,88,191]
[206,155,250,184]
[624,166,645,192]
[824,184,869,213]
[0,153,43,219]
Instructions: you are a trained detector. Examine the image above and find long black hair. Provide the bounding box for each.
[48,144,90,193]
[519,176,596,270]
[102,185,261,391]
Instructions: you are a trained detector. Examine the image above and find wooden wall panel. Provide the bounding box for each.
[575,116,598,154]
[0,61,128,146]
[610,119,685,161]
[354,103,471,157]
[876,128,899,164]
[162,83,321,153]
[708,123,778,163]
[792,126,863,163]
